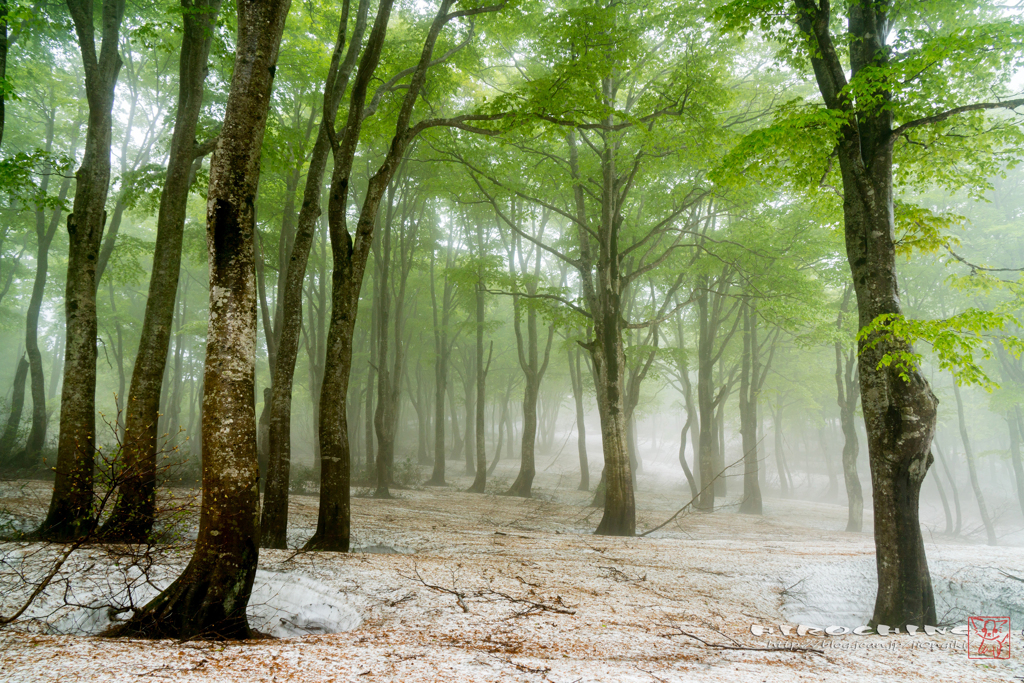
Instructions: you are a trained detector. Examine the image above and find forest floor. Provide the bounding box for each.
[2,453,1024,682]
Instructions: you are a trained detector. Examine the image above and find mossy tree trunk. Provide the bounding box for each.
[107,0,290,639]
[100,0,222,543]
[41,0,126,541]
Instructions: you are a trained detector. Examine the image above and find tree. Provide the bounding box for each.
[101,0,223,543]
[453,0,730,533]
[499,207,554,498]
[720,0,1024,627]
[107,0,291,639]
[833,285,863,531]
[307,0,502,551]
[261,0,370,549]
[40,0,126,541]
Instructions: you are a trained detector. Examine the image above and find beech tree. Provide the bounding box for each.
[306,0,503,551]
[108,0,291,639]
[101,0,222,543]
[40,0,126,541]
[721,0,1024,627]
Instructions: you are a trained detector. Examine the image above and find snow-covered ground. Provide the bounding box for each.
[2,455,1024,682]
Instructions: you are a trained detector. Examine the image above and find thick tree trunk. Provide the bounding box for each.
[107,0,289,639]
[261,2,368,547]
[590,315,634,535]
[41,0,126,541]
[952,381,995,545]
[100,0,222,543]
[795,0,940,628]
[848,140,938,629]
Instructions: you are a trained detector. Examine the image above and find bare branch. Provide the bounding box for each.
[890,98,1024,141]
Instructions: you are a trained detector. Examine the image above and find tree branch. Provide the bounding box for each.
[890,98,1024,141]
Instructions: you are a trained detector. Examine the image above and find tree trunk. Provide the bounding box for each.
[1007,407,1024,518]
[99,0,221,542]
[677,419,698,500]
[934,440,961,536]
[308,0,454,549]
[772,403,789,496]
[738,298,761,514]
[931,462,953,536]
[569,346,589,491]
[107,0,289,638]
[952,381,995,545]
[467,272,488,493]
[589,314,634,535]
[696,287,716,510]
[427,247,452,485]
[0,356,29,466]
[462,357,476,476]
[261,1,369,547]
[41,0,126,541]
[794,0,941,628]
[20,112,79,469]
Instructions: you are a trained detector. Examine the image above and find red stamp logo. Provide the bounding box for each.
[968,617,1011,659]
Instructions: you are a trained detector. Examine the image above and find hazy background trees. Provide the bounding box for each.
[0,0,1022,634]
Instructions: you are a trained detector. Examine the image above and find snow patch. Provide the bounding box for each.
[248,571,361,637]
[779,557,1024,628]
[49,570,360,638]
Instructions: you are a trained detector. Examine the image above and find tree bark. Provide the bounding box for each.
[41,0,126,541]
[107,0,289,639]
[467,253,489,493]
[427,243,455,485]
[19,111,80,469]
[738,298,761,514]
[98,0,222,542]
[934,439,961,536]
[1011,407,1024,518]
[506,224,554,498]
[373,178,417,498]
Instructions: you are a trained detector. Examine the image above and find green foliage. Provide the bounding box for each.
[858,310,1024,390]
[0,150,73,211]
[117,163,166,215]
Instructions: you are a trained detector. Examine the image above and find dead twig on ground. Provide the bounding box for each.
[396,565,577,618]
[398,565,470,613]
[504,658,551,674]
[483,587,577,618]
